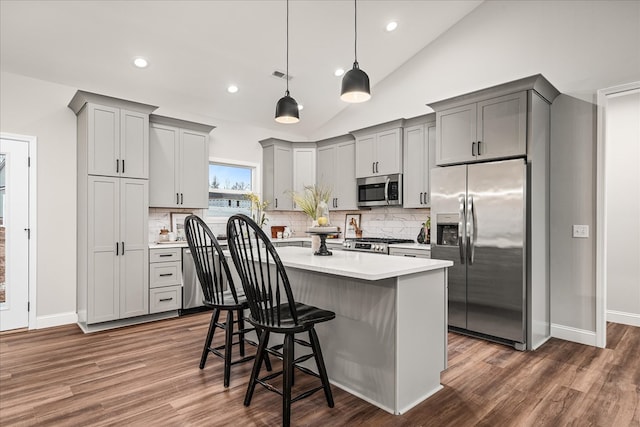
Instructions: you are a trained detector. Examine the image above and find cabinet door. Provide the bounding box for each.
[317,145,336,191]
[273,145,293,210]
[292,147,316,210]
[476,92,527,160]
[403,124,427,208]
[335,141,357,210]
[424,123,437,206]
[88,104,120,177]
[355,134,377,178]
[375,128,402,175]
[149,123,180,207]
[436,103,477,165]
[119,179,149,318]
[180,129,209,208]
[120,110,149,179]
[87,176,119,323]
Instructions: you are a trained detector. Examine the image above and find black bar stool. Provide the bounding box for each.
[226,214,335,427]
[184,215,270,387]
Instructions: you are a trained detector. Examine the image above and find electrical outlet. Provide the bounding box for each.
[572,225,589,238]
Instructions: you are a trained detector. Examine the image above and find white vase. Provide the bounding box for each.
[311,219,321,253]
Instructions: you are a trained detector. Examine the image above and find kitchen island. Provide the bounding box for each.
[255,247,452,415]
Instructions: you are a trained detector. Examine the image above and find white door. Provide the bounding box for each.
[0,138,30,331]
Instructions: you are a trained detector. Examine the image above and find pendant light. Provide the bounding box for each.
[341,0,371,103]
[275,0,300,123]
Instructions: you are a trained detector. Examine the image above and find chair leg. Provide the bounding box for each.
[245,329,270,407]
[257,327,273,372]
[282,333,294,427]
[200,309,220,369]
[309,328,334,408]
[223,309,234,388]
[237,309,246,357]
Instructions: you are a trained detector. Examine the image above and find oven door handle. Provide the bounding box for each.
[384,177,390,205]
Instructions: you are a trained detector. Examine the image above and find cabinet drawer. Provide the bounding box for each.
[149,286,182,313]
[150,247,182,263]
[150,262,181,288]
[389,247,431,259]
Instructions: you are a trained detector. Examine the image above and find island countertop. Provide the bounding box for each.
[273,246,452,281]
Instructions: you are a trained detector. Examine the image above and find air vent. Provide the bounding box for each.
[272,70,293,81]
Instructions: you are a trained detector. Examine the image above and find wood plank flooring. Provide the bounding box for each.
[1,313,638,426]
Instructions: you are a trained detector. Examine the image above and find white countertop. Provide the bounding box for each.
[274,246,451,281]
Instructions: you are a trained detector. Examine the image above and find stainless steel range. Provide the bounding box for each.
[342,237,414,254]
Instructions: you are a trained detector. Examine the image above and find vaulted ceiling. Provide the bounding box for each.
[0,0,483,137]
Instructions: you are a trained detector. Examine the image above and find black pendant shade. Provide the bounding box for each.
[340,61,371,103]
[275,91,300,124]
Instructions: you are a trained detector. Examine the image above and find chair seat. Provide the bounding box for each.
[203,289,248,310]
[251,302,335,333]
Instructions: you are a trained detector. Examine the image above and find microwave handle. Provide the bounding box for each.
[384,177,390,205]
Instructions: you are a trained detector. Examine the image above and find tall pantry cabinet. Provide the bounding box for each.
[69,91,158,330]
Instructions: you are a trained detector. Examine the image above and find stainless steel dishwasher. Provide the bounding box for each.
[181,246,227,314]
[181,247,206,313]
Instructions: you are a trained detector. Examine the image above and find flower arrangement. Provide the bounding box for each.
[289,184,331,221]
[245,192,269,227]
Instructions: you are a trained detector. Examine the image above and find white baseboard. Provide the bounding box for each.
[35,312,78,329]
[551,323,597,347]
[607,310,640,327]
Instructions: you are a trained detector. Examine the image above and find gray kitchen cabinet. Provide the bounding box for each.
[403,114,436,208]
[85,176,149,323]
[261,138,293,210]
[352,119,404,178]
[316,134,357,210]
[149,247,182,314]
[292,145,316,211]
[149,115,215,209]
[68,91,155,179]
[70,91,156,330]
[434,91,527,165]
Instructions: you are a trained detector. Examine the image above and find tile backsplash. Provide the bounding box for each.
[149,207,430,243]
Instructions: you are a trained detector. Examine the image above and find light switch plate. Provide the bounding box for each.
[572,225,589,238]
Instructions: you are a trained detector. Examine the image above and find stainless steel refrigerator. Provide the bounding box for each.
[431,158,527,350]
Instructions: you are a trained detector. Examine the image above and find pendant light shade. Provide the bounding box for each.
[275,90,300,123]
[275,0,300,124]
[340,61,371,103]
[341,0,371,103]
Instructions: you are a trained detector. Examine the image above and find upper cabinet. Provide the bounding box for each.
[68,91,157,179]
[149,115,215,209]
[428,74,560,166]
[317,134,357,210]
[403,114,436,208]
[351,119,404,178]
[292,145,316,211]
[260,138,294,211]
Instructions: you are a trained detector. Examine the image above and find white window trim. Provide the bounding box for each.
[207,156,261,224]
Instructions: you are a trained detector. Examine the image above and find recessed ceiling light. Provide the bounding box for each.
[334,68,345,77]
[227,85,239,93]
[133,57,148,68]
[386,21,398,32]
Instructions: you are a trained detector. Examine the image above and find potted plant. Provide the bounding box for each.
[245,192,269,228]
[289,184,332,251]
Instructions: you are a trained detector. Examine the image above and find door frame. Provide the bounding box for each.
[596,81,640,348]
[0,132,37,329]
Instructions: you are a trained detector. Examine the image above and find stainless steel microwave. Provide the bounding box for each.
[357,174,403,207]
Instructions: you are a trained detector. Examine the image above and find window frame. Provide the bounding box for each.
[206,157,261,224]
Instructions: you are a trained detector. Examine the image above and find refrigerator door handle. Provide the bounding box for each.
[468,195,477,265]
[458,195,466,264]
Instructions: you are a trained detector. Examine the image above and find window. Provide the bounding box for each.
[207,159,259,220]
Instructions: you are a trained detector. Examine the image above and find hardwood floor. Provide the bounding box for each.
[1,313,638,426]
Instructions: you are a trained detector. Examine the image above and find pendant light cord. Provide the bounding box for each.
[353,0,358,65]
[286,0,290,95]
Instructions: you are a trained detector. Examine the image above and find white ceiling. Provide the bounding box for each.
[0,0,482,137]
